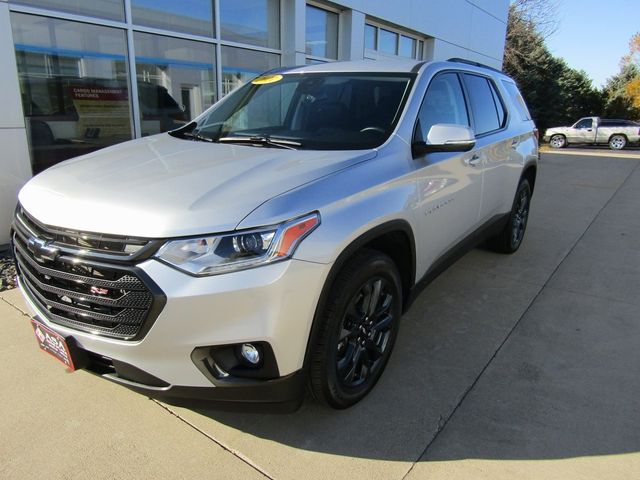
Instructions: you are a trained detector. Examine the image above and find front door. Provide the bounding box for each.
[568,117,596,143]
[411,72,484,274]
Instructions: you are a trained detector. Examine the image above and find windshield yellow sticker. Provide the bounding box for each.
[251,74,283,85]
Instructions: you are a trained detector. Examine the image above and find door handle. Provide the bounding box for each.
[466,154,481,167]
[511,138,519,149]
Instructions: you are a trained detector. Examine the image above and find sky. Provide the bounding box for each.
[545,0,638,88]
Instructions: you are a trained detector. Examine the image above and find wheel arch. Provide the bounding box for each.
[521,162,537,194]
[609,133,628,142]
[301,219,416,370]
[548,133,568,149]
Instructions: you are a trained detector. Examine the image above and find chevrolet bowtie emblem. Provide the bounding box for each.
[27,237,60,263]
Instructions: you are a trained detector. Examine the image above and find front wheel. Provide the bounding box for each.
[487,179,531,254]
[309,250,402,409]
[549,134,566,149]
[609,135,627,150]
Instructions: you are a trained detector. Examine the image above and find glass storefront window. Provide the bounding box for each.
[134,32,216,136]
[364,24,377,50]
[305,5,338,59]
[131,0,214,38]
[399,35,415,58]
[365,23,423,60]
[220,0,279,49]
[11,12,132,174]
[379,29,398,55]
[9,0,124,21]
[221,46,280,96]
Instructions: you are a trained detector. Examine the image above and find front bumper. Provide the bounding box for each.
[19,257,331,408]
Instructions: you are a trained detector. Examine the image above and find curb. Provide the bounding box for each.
[539,147,640,159]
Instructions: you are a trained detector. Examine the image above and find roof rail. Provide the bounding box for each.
[447,57,503,74]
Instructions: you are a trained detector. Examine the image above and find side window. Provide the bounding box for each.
[574,118,593,129]
[415,72,469,142]
[462,74,501,136]
[489,82,506,128]
[501,80,531,121]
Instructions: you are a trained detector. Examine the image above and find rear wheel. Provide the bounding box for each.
[549,134,566,148]
[609,135,627,150]
[487,179,531,254]
[309,250,402,409]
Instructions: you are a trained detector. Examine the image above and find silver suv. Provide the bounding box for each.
[13,59,538,410]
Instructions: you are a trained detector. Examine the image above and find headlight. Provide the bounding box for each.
[155,212,320,276]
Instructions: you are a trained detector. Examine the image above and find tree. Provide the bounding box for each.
[503,0,558,75]
[506,5,640,129]
[503,0,605,132]
[622,33,640,110]
[558,66,604,121]
[603,64,640,119]
[602,34,640,119]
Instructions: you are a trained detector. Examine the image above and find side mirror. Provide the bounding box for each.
[412,124,476,157]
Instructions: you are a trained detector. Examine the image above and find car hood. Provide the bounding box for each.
[19,134,376,237]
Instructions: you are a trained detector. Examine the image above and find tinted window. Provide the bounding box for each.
[10,0,124,21]
[221,46,280,96]
[191,73,414,150]
[305,5,339,59]
[134,32,216,136]
[11,12,132,174]
[415,73,469,142]
[220,0,280,49]
[462,74,501,135]
[379,29,398,55]
[399,36,416,58]
[574,118,593,129]
[365,24,377,50]
[131,0,214,37]
[489,82,506,128]
[601,119,639,127]
[501,80,531,121]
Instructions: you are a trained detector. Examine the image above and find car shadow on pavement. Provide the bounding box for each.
[187,146,640,463]
[187,254,640,463]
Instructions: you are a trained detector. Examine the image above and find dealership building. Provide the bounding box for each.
[0,0,508,247]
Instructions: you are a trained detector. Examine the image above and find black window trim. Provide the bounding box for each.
[460,72,510,139]
[411,69,472,146]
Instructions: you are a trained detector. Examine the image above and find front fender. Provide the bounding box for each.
[236,140,419,269]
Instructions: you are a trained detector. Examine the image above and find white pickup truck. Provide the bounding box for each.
[544,117,640,150]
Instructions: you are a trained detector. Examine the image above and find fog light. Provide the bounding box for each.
[240,343,260,365]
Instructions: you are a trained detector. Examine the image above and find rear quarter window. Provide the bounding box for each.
[501,80,532,122]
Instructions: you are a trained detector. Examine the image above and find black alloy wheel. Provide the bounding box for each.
[510,184,530,250]
[336,276,395,389]
[309,250,402,409]
[487,178,532,254]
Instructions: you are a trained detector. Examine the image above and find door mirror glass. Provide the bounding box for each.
[412,123,476,156]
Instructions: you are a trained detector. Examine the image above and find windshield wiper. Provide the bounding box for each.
[180,131,214,142]
[217,135,301,150]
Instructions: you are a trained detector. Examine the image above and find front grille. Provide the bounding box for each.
[12,207,165,340]
[15,206,156,260]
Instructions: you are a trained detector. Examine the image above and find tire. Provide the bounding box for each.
[549,134,567,149]
[487,179,532,254]
[609,135,627,150]
[309,249,402,409]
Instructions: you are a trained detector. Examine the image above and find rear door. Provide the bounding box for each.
[460,73,513,222]
[412,72,484,267]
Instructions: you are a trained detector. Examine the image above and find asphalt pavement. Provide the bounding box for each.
[1,150,640,479]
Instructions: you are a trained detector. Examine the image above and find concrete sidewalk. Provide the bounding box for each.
[2,151,640,479]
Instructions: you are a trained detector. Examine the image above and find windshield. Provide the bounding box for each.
[173,72,415,150]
